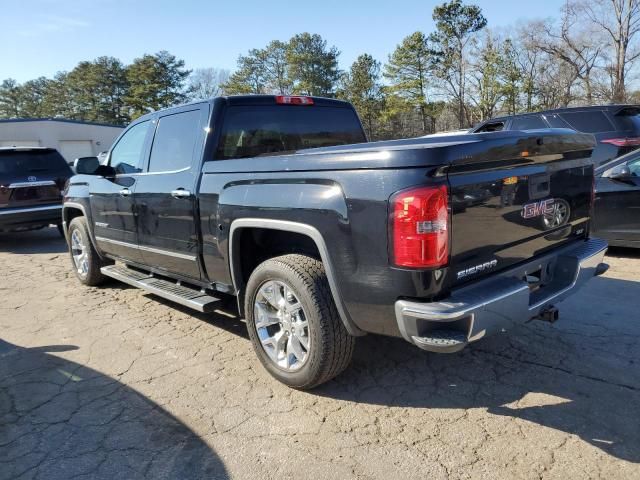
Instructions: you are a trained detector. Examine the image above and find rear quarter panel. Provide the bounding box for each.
[199,165,447,337]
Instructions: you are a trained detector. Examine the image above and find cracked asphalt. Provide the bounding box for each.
[1,228,639,479]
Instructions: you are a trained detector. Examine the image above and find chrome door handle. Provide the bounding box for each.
[119,188,131,197]
[171,189,191,199]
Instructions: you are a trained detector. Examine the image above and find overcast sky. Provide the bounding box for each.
[1,0,565,82]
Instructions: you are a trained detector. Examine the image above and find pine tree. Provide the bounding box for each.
[125,51,191,118]
[384,32,434,134]
[287,33,340,96]
[338,54,383,139]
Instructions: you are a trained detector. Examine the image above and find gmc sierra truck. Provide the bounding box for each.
[63,95,608,389]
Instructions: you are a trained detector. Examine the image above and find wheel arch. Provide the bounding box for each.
[229,218,364,336]
[62,202,102,255]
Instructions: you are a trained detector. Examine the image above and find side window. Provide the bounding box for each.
[511,115,547,130]
[110,121,150,174]
[543,114,573,129]
[475,121,504,133]
[559,111,615,133]
[148,110,201,173]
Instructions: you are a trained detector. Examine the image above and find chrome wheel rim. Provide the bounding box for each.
[71,229,89,277]
[543,200,569,228]
[254,280,310,372]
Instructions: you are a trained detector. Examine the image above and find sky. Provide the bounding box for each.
[1,0,566,83]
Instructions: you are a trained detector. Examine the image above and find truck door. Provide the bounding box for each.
[134,105,208,280]
[91,120,152,263]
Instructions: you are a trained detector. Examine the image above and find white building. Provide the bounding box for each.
[0,118,123,162]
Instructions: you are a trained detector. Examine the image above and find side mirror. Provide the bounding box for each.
[606,164,632,180]
[74,156,100,175]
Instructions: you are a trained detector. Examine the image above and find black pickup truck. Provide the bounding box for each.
[63,95,608,389]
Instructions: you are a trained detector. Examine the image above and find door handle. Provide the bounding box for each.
[171,189,191,199]
[119,188,131,197]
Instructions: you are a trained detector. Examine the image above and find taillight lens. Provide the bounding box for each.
[390,184,449,268]
[601,137,640,147]
[275,95,314,105]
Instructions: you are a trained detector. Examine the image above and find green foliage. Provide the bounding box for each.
[65,57,129,124]
[223,49,269,94]
[125,51,191,119]
[337,54,383,138]
[287,33,340,96]
[223,34,339,96]
[0,79,22,118]
[384,32,436,133]
[430,0,487,127]
[469,32,504,121]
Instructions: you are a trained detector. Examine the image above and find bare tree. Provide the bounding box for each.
[529,3,603,104]
[188,68,230,100]
[581,0,640,101]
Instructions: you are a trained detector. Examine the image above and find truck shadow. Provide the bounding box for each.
[314,274,640,464]
[0,228,67,254]
[0,339,228,480]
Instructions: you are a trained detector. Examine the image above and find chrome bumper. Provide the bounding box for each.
[395,238,608,353]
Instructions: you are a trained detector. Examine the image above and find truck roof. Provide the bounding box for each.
[134,95,355,123]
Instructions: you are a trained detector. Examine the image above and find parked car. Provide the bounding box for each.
[593,149,640,247]
[63,95,608,389]
[470,105,640,166]
[0,147,72,235]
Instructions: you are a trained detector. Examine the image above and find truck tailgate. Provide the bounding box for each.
[447,132,595,286]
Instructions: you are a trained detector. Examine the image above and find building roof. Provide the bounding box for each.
[0,117,124,128]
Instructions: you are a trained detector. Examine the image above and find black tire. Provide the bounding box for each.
[67,216,109,286]
[244,254,355,389]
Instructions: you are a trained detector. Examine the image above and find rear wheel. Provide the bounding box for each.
[244,254,355,389]
[67,217,109,286]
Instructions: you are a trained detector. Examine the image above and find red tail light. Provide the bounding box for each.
[600,137,640,147]
[275,95,314,106]
[390,184,449,268]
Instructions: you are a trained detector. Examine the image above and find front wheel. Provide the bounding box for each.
[244,254,355,389]
[67,217,109,286]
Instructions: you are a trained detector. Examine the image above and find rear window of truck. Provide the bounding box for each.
[215,106,366,159]
[0,149,71,176]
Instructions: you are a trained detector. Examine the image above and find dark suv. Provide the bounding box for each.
[470,105,640,166]
[0,147,72,234]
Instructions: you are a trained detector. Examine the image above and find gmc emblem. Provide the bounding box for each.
[521,198,556,219]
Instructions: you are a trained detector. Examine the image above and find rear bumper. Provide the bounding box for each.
[0,204,62,231]
[395,237,608,353]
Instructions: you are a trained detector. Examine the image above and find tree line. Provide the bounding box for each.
[2,0,640,140]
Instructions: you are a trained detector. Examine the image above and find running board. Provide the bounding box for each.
[101,265,221,312]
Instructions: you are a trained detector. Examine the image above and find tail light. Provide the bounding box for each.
[600,137,640,147]
[390,184,449,268]
[275,95,314,106]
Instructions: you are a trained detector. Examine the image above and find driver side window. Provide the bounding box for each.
[110,121,150,174]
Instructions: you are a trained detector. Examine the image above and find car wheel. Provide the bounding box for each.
[244,254,355,389]
[542,198,570,230]
[67,217,109,286]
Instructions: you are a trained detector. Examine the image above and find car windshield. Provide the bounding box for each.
[0,149,71,176]
[215,105,366,160]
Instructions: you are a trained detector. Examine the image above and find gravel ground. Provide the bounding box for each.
[1,228,639,480]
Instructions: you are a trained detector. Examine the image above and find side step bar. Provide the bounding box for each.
[101,265,221,312]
